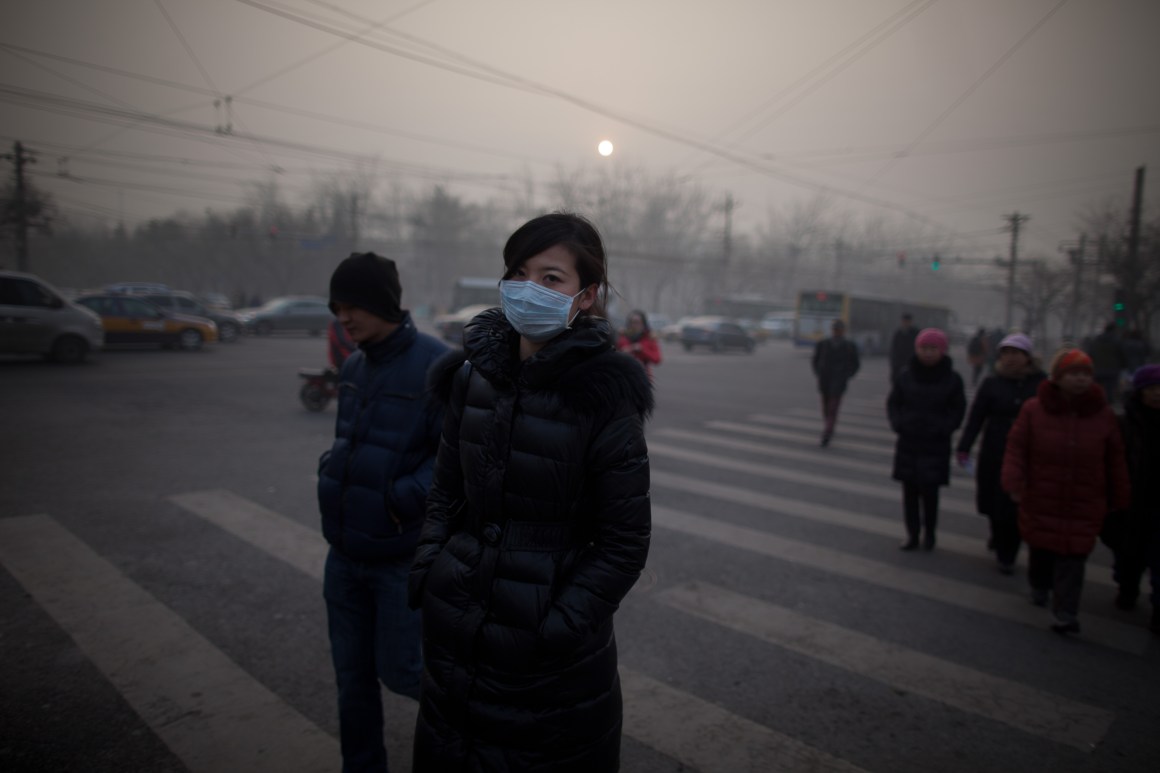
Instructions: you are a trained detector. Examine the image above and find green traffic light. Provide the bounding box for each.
[1114,302,1125,310]
[931,259,940,271]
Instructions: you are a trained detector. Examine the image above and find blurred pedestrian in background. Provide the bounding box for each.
[1001,349,1130,635]
[409,213,652,772]
[888,328,966,551]
[889,312,917,383]
[1087,322,1127,405]
[966,327,990,387]
[1108,364,1160,634]
[812,318,861,447]
[617,309,663,380]
[955,334,1045,574]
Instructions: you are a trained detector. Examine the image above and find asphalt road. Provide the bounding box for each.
[1,329,1158,772]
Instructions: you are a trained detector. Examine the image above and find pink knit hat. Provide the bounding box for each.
[915,328,948,354]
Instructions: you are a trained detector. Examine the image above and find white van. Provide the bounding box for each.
[0,270,106,362]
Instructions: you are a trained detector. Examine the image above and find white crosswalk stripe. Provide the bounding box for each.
[655,581,1113,751]
[168,490,856,771]
[705,420,891,457]
[750,413,897,442]
[656,426,893,477]
[785,406,890,427]
[648,441,978,516]
[2,398,1147,772]
[651,505,1147,655]
[649,468,1116,591]
[0,514,339,773]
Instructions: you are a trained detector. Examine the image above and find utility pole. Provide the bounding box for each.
[1066,233,1087,343]
[2,141,36,272]
[1124,165,1145,330]
[1003,211,1029,331]
[722,193,733,269]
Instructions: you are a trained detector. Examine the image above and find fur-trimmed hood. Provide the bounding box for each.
[427,307,653,418]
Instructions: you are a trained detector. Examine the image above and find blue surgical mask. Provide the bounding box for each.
[499,280,586,342]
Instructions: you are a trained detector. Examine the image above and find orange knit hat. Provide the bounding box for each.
[1050,348,1093,381]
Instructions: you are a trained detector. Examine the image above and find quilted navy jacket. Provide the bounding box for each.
[409,308,652,772]
[317,314,449,561]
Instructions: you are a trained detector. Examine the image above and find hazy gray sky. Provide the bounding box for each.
[3,0,1158,260]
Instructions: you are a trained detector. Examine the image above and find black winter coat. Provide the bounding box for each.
[1120,393,1160,524]
[812,336,860,396]
[409,308,653,773]
[888,355,966,487]
[956,366,1046,516]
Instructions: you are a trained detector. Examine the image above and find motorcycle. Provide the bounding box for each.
[298,367,340,412]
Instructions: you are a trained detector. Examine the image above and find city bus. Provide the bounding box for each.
[794,290,951,354]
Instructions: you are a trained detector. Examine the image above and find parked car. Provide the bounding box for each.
[239,296,331,336]
[141,291,244,343]
[0,270,105,363]
[679,317,756,353]
[74,294,218,350]
[200,292,233,310]
[433,304,494,344]
[660,315,698,342]
[103,281,171,295]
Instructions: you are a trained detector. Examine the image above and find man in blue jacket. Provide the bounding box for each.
[317,252,448,772]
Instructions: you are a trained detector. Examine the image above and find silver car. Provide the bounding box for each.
[0,270,105,363]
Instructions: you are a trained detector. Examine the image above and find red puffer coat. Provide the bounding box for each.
[1001,380,1130,554]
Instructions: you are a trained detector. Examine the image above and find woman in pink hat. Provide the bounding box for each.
[887,328,966,551]
[955,333,1046,574]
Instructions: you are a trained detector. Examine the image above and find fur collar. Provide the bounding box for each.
[906,353,954,383]
[994,358,1043,380]
[1036,378,1106,417]
[427,309,654,418]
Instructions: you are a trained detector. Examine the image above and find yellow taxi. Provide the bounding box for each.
[74,294,218,350]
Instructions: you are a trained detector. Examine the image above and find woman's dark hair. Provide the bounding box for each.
[501,212,609,316]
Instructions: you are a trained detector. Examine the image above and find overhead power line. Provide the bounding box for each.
[232,0,974,237]
[863,0,1073,187]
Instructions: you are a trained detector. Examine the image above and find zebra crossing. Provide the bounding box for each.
[1,398,1155,772]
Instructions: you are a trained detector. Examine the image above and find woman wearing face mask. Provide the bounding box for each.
[616,309,662,380]
[409,212,653,772]
[887,328,967,551]
[1002,349,1130,635]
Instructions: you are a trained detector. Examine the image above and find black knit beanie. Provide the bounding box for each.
[328,252,404,322]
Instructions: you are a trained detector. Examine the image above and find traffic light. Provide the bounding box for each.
[1113,289,1127,328]
[931,255,941,271]
[897,252,907,269]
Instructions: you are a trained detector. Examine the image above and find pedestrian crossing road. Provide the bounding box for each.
[2,397,1157,772]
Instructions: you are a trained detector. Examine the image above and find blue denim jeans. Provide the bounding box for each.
[324,547,422,773]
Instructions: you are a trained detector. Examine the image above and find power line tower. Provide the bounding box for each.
[1,141,36,272]
[1002,211,1030,331]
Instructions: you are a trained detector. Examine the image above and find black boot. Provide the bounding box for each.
[922,509,938,551]
[901,507,920,551]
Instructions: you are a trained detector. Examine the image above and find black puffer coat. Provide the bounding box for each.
[888,355,966,487]
[408,308,653,773]
[955,364,1046,516]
